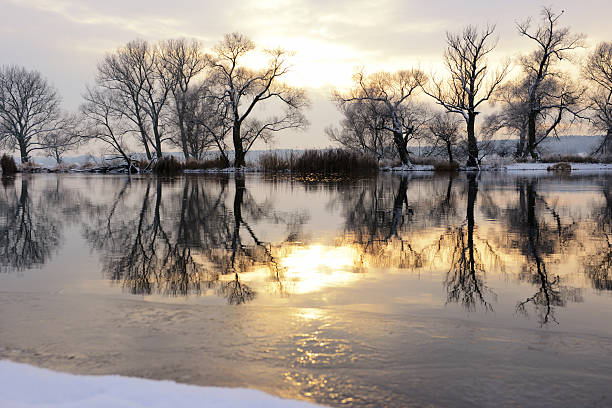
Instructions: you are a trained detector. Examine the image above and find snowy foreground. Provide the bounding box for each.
[0,361,325,408]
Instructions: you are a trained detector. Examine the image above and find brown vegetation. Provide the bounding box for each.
[259,149,377,174]
[0,154,17,175]
[152,156,184,175]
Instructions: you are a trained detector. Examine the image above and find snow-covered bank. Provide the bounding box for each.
[504,162,612,171]
[0,361,325,408]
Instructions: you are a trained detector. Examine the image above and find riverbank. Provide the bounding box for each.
[0,361,325,408]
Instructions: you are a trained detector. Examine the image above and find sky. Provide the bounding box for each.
[1,0,611,150]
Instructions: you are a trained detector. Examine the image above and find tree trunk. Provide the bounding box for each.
[516,123,527,158]
[179,121,189,160]
[19,140,28,163]
[177,99,189,160]
[466,112,478,167]
[604,128,612,156]
[393,131,411,166]
[152,125,163,159]
[446,141,453,162]
[136,118,152,160]
[527,111,538,160]
[233,122,245,168]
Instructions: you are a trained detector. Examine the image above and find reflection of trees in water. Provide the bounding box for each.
[83,175,306,304]
[432,174,500,311]
[0,177,62,273]
[338,174,500,310]
[337,176,423,269]
[507,178,582,325]
[583,178,612,290]
[337,174,590,322]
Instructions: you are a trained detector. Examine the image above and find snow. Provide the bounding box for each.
[0,360,325,408]
[382,164,434,172]
[504,162,612,171]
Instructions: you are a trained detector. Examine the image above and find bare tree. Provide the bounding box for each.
[0,65,62,163]
[176,83,223,160]
[97,41,153,159]
[97,40,175,160]
[159,38,206,159]
[583,42,612,155]
[326,97,394,162]
[41,113,82,164]
[422,25,508,167]
[484,78,532,157]
[426,112,462,162]
[81,87,135,167]
[207,33,309,168]
[335,69,427,167]
[516,7,586,159]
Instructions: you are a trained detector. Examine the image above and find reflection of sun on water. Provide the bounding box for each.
[278,244,365,294]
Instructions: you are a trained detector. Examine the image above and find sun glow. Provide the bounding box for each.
[276,244,366,295]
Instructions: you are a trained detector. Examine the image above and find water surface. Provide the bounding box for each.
[1,172,611,407]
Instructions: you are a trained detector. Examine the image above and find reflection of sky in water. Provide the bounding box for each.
[1,173,612,407]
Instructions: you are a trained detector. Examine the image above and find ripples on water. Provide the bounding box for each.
[0,172,611,407]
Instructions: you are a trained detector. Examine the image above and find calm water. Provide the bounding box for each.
[1,172,611,407]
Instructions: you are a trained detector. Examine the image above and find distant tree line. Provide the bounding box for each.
[0,7,610,168]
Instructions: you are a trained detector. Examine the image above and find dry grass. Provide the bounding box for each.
[259,149,378,174]
[152,156,184,175]
[184,156,229,170]
[433,160,460,172]
[258,152,294,172]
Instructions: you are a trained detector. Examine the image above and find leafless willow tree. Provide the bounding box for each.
[422,25,508,167]
[207,33,309,167]
[516,7,586,159]
[160,39,206,159]
[484,79,531,156]
[80,87,134,167]
[326,98,394,161]
[583,42,612,155]
[41,113,81,164]
[335,69,427,167]
[175,82,224,160]
[0,65,62,163]
[96,40,176,159]
[426,112,462,162]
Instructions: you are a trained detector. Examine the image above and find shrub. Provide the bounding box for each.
[184,155,229,170]
[0,154,17,175]
[410,156,439,166]
[433,160,460,172]
[133,158,150,170]
[547,162,572,172]
[291,149,378,174]
[20,160,45,173]
[152,156,184,175]
[258,152,293,172]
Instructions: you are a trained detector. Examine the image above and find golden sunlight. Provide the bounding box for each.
[277,244,366,294]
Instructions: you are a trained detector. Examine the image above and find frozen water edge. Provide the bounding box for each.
[381,162,612,172]
[0,360,326,408]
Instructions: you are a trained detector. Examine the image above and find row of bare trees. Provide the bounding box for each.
[0,33,308,167]
[331,7,612,166]
[1,8,610,168]
[82,33,309,168]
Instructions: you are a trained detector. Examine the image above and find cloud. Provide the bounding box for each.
[1,0,610,147]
